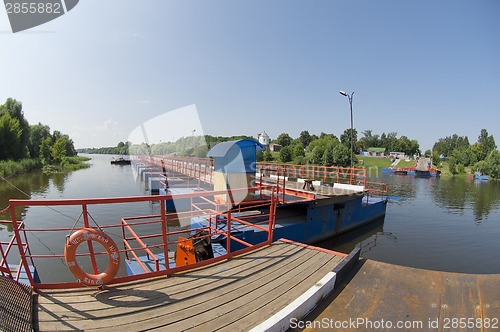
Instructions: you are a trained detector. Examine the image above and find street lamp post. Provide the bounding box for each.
[339,90,354,169]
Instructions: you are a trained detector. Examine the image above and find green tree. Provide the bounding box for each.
[431,151,442,168]
[275,133,292,147]
[263,149,274,162]
[307,135,339,156]
[28,123,51,158]
[473,160,488,174]
[292,143,305,159]
[340,128,358,152]
[476,129,496,161]
[486,150,500,179]
[256,150,264,162]
[40,136,52,165]
[382,132,398,152]
[193,145,208,158]
[0,98,29,159]
[299,130,312,148]
[51,137,67,164]
[432,134,470,158]
[61,134,77,157]
[451,146,473,167]
[279,146,293,163]
[309,147,323,165]
[395,136,420,157]
[332,144,352,167]
[0,113,22,160]
[448,156,458,175]
[358,130,381,151]
[322,145,334,166]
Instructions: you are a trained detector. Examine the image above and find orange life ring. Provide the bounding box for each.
[64,228,120,286]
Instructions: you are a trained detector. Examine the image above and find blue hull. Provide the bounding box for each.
[207,195,387,251]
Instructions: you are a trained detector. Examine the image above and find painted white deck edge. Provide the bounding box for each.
[249,270,337,332]
[333,182,364,192]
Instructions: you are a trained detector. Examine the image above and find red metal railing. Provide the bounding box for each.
[0,187,277,290]
[135,156,388,199]
[256,162,387,198]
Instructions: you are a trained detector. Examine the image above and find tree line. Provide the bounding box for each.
[78,141,130,155]
[258,129,421,167]
[0,98,77,166]
[431,129,498,178]
[80,125,498,178]
[118,129,420,168]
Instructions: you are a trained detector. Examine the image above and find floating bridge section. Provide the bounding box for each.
[135,156,388,201]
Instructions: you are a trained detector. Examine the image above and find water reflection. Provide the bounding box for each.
[373,174,500,222]
[379,174,417,201]
[430,177,500,222]
[0,171,52,233]
[315,218,387,255]
[51,172,70,193]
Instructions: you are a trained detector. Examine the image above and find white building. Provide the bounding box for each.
[258,131,270,146]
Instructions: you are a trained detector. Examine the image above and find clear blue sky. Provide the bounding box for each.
[1,0,499,150]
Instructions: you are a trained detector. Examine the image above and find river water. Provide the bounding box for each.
[1,154,499,277]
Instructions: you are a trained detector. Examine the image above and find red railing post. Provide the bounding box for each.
[82,204,99,275]
[226,210,231,254]
[267,189,275,244]
[160,197,169,273]
[10,205,35,286]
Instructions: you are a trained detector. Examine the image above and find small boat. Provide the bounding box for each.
[381,167,395,174]
[475,172,489,181]
[111,157,131,165]
[415,170,431,178]
[394,170,408,175]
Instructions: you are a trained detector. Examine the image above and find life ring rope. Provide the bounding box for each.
[64,228,120,286]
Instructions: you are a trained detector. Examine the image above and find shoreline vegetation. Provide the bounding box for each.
[0,97,89,179]
[0,156,91,178]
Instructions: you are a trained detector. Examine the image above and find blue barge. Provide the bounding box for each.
[126,139,388,273]
[191,186,387,252]
[149,139,387,254]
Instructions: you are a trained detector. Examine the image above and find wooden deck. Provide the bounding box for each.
[35,240,347,331]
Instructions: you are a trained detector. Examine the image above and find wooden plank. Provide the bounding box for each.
[37,242,288,304]
[36,242,344,332]
[73,245,314,331]
[167,251,341,331]
[214,254,344,331]
[37,242,301,321]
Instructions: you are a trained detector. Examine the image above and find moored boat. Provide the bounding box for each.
[475,172,489,181]
[111,157,131,165]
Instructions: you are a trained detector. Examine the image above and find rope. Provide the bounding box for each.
[1,175,81,222]
[0,175,30,197]
[28,229,67,268]
[2,173,126,261]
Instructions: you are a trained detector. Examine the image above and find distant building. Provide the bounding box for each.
[257,131,270,146]
[269,143,282,152]
[368,147,386,157]
[389,151,406,159]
